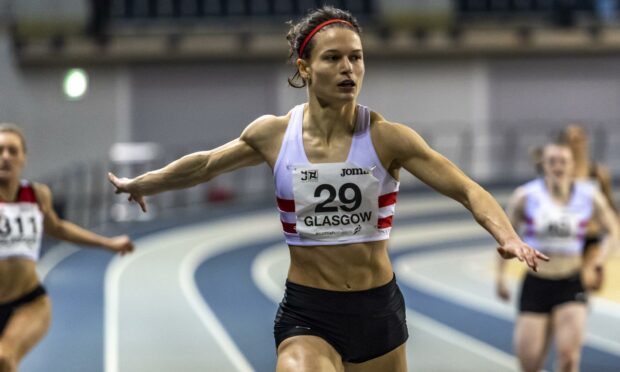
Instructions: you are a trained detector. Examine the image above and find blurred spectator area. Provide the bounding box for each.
[8,0,620,65]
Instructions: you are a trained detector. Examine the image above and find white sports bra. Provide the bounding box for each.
[273,104,399,246]
[0,180,44,261]
[521,178,595,256]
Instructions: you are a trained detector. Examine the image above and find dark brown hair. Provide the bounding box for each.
[557,123,588,144]
[286,6,361,88]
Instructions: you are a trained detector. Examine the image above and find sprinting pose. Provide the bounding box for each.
[0,123,134,372]
[109,6,547,371]
[497,143,619,372]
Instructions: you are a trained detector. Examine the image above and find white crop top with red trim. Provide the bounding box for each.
[0,180,44,261]
[521,178,595,256]
[273,104,399,246]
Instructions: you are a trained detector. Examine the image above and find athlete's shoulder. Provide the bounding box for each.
[574,179,597,195]
[369,110,426,153]
[244,113,289,134]
[241,112,290,145]
[369,110,419,135]
[519,179,542,194]
[30,182,53,209]
[369,110,398,130]
[31,182,50,199]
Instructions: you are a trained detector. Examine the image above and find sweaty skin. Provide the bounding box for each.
[109,28,547,292]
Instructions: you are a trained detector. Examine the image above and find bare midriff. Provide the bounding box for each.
[287,239,393,291]
[0,259,40,303]
[531,254,582,279]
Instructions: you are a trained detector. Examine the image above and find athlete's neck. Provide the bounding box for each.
[545,178,572,204]
[0,178,20,201]
[305,99,357,141]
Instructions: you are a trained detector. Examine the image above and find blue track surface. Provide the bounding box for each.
[22,198,620,372]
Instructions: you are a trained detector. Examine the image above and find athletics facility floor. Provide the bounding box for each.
[23,189,620,372]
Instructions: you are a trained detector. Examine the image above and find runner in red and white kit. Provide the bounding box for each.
[109,6,548,372]
[0,123,134,372]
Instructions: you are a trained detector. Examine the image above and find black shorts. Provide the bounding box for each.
[0,285,47,337]
[519,272,587,314]
[274,275,408,363]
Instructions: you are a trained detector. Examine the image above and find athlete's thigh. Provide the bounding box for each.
[0,295,51,361]
[552,303,587,353]
[277,335,344,372]
[514,313,551,363]
[344,343,406,372]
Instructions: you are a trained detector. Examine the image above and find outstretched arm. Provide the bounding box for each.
[591,189,620,266]
[35,183,134,255]
[496,188,526,301]
[583,189,620,290]
[382,122,548,271]
[594,164,619,215]
[108,115,274,212]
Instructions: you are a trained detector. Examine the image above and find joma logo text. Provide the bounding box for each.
[340,168,369,177]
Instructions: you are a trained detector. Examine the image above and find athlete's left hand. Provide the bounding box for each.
[583,264,604,291]
[106,235,134,256]
[496,239,549,272]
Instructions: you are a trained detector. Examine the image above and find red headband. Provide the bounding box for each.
[298,19,354,58]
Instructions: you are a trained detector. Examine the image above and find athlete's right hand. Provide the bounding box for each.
[108,172,148,213]
[497,239,549,272]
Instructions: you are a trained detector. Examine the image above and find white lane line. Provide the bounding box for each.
[105,213,276,372]
[104,222,252,372]
[179,244,254,372]
[37,244,79,281]
[390,220,486,253]
[395,191,510,216]
[395,249,516,322]
[104,228,207,372]
[176,213,284,372]
[251,243,288,304]
[406,310,517,370]
[395,247,620,357]
[104,249,148,372]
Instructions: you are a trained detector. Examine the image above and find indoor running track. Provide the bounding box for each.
[23,190,620,372]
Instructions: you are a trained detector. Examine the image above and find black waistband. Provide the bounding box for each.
[0,285,47,308]
[525,271,581,283]
[283,274,399,314]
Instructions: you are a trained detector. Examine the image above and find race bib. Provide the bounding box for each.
[534,208,581,249]
[292,162,379,241]
[0,203,43,259]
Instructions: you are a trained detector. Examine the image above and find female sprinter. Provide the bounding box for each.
[0,123,134,372]
[558,124,619,289]
[109,6,548,372]
[496,143,619,372]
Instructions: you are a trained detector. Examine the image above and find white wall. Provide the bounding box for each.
[489,57,620,128]
[131,62,279,148]
[0,30,130,180]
